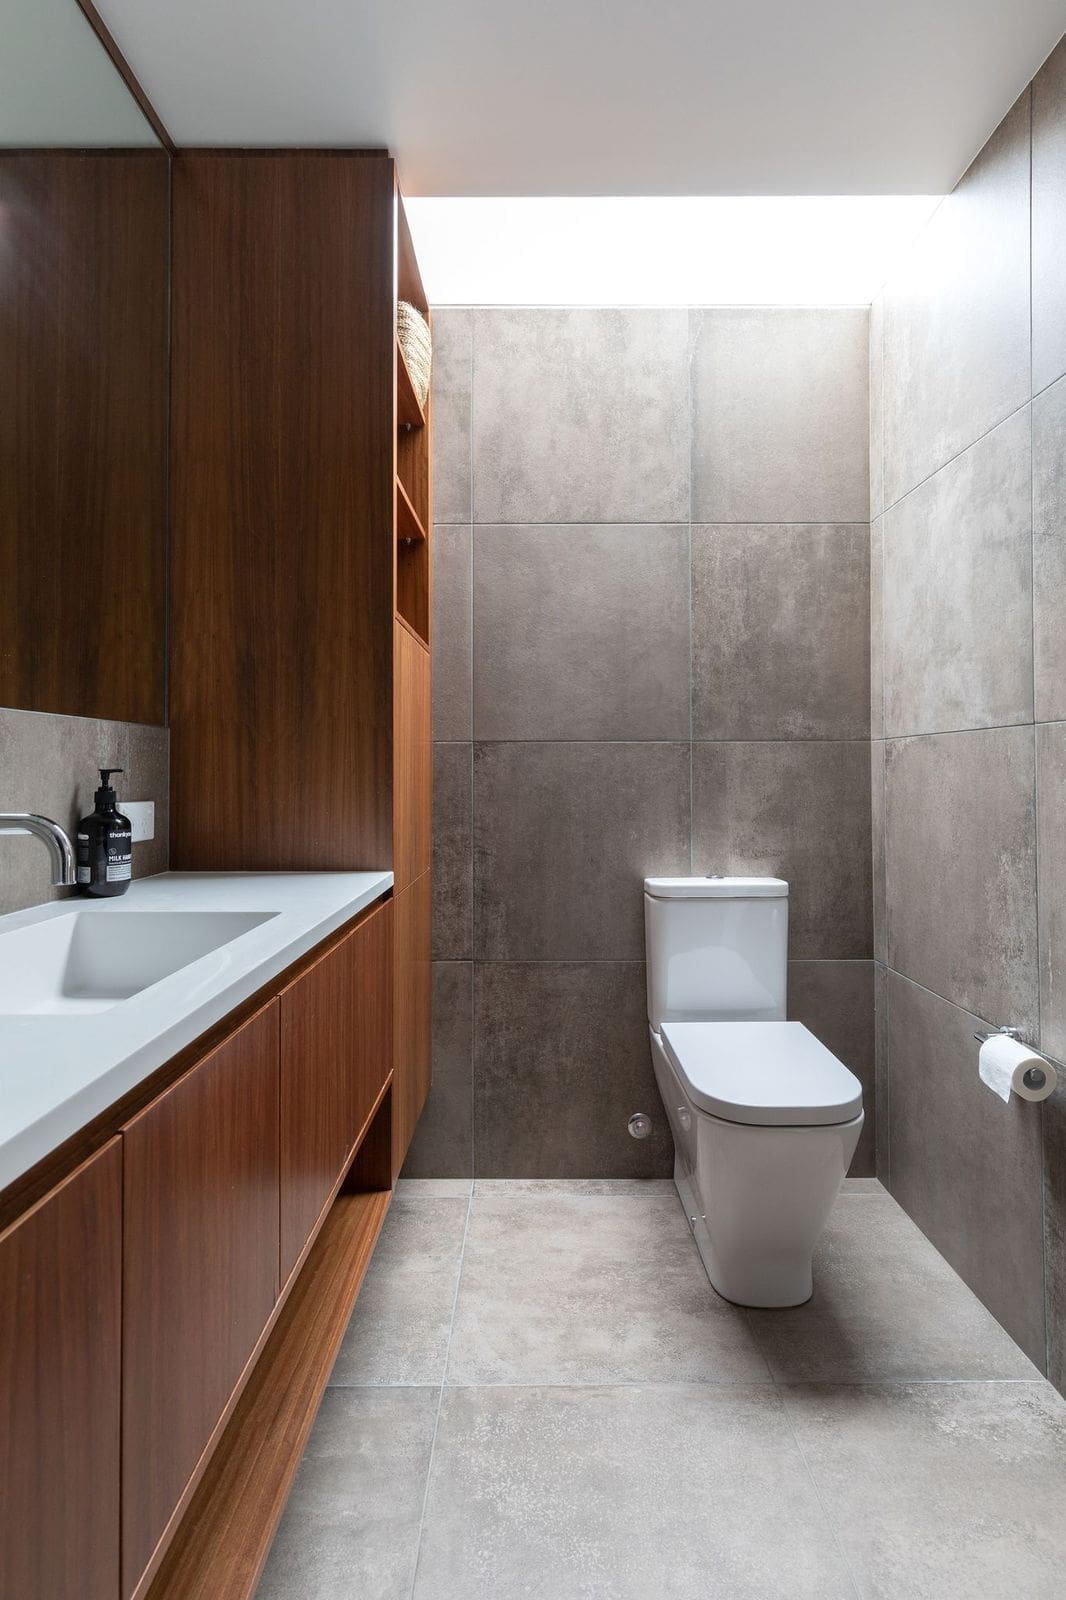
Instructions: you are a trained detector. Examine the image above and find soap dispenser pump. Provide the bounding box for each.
[76,768,132,897]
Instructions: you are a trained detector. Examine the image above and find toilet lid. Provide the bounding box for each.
[660,1021,863,1128]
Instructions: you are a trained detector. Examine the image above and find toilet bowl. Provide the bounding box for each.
[644,877,863,1308]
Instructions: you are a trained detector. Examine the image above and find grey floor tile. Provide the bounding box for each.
[396,1179,473,1199]
[474,1177,677,1197]
[255,1386,438,1600]
[446,1188,769,1385]
[783,1381,1066,1599]
[413,1384,856,1600]
[746,1194,1040,1383]
[331,1194,468,1385]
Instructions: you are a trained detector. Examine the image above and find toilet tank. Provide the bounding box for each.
[644,877,788,1029]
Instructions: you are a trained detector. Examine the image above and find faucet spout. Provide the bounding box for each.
[0,813,77,887]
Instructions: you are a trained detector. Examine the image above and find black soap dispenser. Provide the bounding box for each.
[76,768,133,897]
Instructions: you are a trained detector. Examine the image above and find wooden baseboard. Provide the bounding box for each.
[144,1183,392,1600]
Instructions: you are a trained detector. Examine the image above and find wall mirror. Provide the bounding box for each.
[0,0,169,726]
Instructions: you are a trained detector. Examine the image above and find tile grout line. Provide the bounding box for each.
[406,1182,475,1598]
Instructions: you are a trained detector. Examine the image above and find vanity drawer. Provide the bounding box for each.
[279,899,393,1282]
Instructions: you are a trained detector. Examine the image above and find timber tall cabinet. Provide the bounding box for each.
[169,151,432,1176]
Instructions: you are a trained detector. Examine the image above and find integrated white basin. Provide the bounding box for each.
[0,909,277,1015]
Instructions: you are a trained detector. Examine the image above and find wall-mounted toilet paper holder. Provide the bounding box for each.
[974,1026,1050,1092]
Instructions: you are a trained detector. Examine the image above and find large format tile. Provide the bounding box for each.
[1033,376,1066,723]
[882,407,1033,736]
[871,739,886,964]
[432,743,471,959]
[414,1384,854,1600]
[0,707,131,914]
[1037,722,1066,1062]
[471,309,689,523]
[448,1186,766,1383]
[1033,37,1066,396]
[126,721,170,880]
[884,727,1038,1031]
[747,1193,1039,1382]
[255,1386,437,1600]
[402,963,473,1180]
[882,93,1031,506]
[330,1192,469,1385]
[784,1382,1066,1600]
[692,740,871,960]
[1044,1073,1066,1393]
[474,741,689,960]
[472,962,672,1179]
[429,309,471,524]
[874,961,889,1183]
[474,524,690,740]
[691,523,869,740]
[869,293,884,519]
[885,970,1046,1366]
[431,524,472,740]
[787,961,875,1174]
[869,517,884,739]
[691,307,869,523]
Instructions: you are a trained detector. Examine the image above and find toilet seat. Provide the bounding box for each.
[660,1020,862,1128]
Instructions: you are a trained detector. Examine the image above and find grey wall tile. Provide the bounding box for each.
[692,523,868,741]
[882,93,1031,506]
[255,1386,437,1600]
[474,741,689,961]
[430,309,472,524]
[432,743,472,960]
[1033,37,1066,396]
[787,960,875,1174]
[432,525,472,741]
[474,524,690,740]
[885,970,1046,1367]
[473,962,672,1178]
[126,722,170,880]
[692,740,871,960]
[882,407,1033,737]
[471,309,689,523]
[691,308,869,524]
[869,293,885,519]
[885,728,1038,1032]
[871,739,887,964]
[1045,1074,1066,1392]
[1037,722,1066,1063]
[874,961,889,1183]
[403,963,473,1180]
[0,707,130,913]
[870,517,884,739]
[1033,377,1066,723]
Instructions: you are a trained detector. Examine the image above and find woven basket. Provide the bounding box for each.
[397,301,432,408]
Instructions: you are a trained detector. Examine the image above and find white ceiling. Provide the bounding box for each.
[96,0,1066,194]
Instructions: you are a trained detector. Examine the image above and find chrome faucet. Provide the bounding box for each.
[0,814,77,887]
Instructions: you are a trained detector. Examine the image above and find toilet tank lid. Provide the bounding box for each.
[644,876,788,899]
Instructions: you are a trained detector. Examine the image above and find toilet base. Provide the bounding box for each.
[650,1026,862,1308]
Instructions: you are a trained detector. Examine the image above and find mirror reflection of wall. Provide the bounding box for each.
[0,0,168,725]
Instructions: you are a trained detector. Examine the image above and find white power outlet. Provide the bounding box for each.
[124,801,155,843]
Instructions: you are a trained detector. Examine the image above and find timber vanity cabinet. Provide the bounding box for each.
[0,152,431,1600]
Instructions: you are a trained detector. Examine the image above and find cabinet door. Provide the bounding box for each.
[0,1139,122,1600]
[122,1003,279,1597]
[280,901,393,1280]
[392,869,432,1175]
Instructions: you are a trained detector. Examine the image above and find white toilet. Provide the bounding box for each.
[645,875,863,1308]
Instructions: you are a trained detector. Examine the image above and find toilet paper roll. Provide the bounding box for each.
[978,1034,1057,1104]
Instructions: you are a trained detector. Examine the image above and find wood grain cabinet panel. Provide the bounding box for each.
[279,902,393,1281]
[394,620,431,893]
[0,1139,122,1600]
[121,1003,280,1598]
[392,870,432,1175]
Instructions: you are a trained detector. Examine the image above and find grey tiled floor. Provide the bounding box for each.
[256,1179,1066,1600]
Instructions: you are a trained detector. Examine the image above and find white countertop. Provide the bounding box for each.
[0,870,393,1191]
